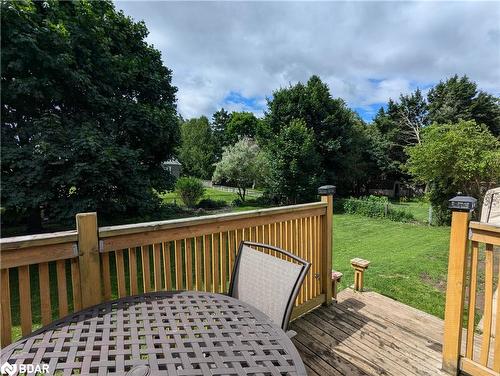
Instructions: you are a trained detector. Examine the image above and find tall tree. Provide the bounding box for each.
[225,112,262,145]
[406,120,500,224]
[178,116,217,179]
[265,119,321,204]
[266,75,364,194]
[212,108,231,151]
[1,0,179,231]
[427,75,500,135]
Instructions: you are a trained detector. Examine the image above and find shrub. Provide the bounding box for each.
[175,177,205,207]
[197,198,227,209]
[343,196,415,223]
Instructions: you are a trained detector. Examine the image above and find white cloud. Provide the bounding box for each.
[116,1,500,120]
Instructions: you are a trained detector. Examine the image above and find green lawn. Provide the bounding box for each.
[333,213,450,319]
[159,187,262,206]
[391,199,431,223]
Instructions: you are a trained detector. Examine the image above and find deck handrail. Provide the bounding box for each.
[0,187,334,347]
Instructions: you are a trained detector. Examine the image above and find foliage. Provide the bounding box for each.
[225,112,258,145]
[265,75,366,194]
[212,138,261,201]
[197,198,226,209]
[428,75,500,136]
[343,196,415,223]
[406,120,500,224]
[264,119,321,204]
[174,177,205,208]
[1,0,179,231]
[212,108,231,151]
[177,116,217,179]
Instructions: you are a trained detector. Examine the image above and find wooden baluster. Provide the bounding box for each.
[220,232,228,293]
[228,231,236,275]
[195,237,203,291]
[1,269,12,346]
[212,234,220,293]
[480,243,494,365]
[70,259,82,311]
[466,241,479,359]
[19,265,32,336]
[115,250,126,297]
[185,239,193,290]
[175,240,184,290]
[129,247,138,295]
[204,235,211,292]
[56,260,68,317]
[141,245,151,293]
[153,243,162,291]
[39,262,52,325]
[442,195,476,374]
[101,252,112,301]
[163,242,172,291]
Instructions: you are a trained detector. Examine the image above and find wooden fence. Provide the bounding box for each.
[442,196,500,376]
[0,189,334,347]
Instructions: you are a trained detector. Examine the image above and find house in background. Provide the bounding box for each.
[162,159,182,179]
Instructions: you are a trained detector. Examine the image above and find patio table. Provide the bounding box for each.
[0,291,307,376]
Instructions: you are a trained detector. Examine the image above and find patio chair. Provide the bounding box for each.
[228,241,311,332]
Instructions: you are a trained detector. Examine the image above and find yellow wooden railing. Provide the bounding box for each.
[0,188,334,347]
[442,196,500,376]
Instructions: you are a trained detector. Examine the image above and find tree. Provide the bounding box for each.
[427,75,500,136]
[212,108,231,151]
[178,116,217,179]
[225,112,262,145]
[395,89,429,145]
[1,1,179,231]
[175,177,205,208]
[265,75,364,194]
[212,138,261,201]
[406,120,500,224]
[264,119,321,204]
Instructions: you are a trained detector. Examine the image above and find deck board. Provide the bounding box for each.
[290,288,448,376]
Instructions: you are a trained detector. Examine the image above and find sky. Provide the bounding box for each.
[116,1,500,122]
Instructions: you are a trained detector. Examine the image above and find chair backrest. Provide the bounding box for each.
[481,187,500,225]
[228,241,311,331]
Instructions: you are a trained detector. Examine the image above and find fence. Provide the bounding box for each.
[442,196,500,375]
[0,187,334,347]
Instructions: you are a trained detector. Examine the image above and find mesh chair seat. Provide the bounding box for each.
[229,242,311,331]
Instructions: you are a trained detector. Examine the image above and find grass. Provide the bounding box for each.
[333,213,450,319]
[391,199,431,223]
[159,187,262,206]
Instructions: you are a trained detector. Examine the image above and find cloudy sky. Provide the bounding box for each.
[116,1,500,121]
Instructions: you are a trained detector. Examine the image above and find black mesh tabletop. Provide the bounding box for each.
[1,291,307,376]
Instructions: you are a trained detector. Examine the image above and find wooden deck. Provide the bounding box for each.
[290,288,448,376]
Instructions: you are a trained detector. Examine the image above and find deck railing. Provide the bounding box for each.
[0,187,334,347]
[442,196,500,375]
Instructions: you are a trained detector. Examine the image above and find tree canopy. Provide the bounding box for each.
[1,0,179,230]
[177,116,217,180]
[264,119,321,204]
[428,75,500,136]
[266,75,365,194]
[406,120,500,223]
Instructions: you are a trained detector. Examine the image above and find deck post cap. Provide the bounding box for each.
[318,185,336,195]
[448,196,477,212]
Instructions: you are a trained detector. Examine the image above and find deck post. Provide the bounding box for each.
[76,212,102,308]
[442,196,476,374]
[319,185,335,305]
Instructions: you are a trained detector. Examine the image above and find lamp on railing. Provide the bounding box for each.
[448,195,477,212]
